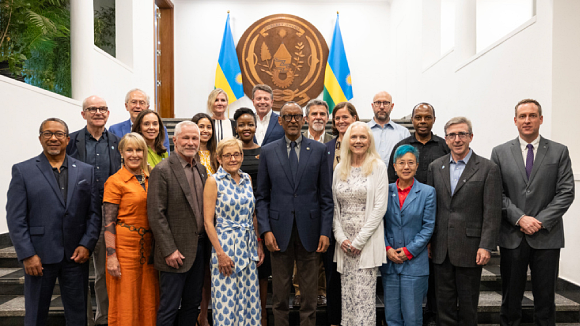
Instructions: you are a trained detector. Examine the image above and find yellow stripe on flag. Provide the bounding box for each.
[215,63,237,104]
[324,64,348,104]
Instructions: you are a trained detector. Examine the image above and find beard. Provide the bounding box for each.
[47,148,62,156]
[375,111,389,122]
[311,121,326,132]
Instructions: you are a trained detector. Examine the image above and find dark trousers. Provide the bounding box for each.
[24,258,89,326]
[322,237,341,325]
[157,239,206,326]
[425,258,437,318]
[500,238,560,326]
[434,255,482,326]
[271,225,319,326]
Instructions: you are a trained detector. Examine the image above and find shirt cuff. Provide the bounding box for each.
[516,214,525,226]
[402,247,413,260]
[386,246,392,252]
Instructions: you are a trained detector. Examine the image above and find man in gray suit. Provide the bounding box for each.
[148,121,208,326]
[491,99,574,326]
[427,117,502,326]
[303,99,333,143]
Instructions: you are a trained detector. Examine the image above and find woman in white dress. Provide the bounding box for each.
[333,121,389,326]
[207,89,236,142]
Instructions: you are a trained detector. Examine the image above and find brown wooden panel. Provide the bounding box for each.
[154,0,174,118]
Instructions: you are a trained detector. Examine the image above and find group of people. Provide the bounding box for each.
[5,82,575,326]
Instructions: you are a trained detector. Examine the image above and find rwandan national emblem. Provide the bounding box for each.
[237,14,329,110]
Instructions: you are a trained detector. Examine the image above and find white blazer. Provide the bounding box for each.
[333,160,388,273]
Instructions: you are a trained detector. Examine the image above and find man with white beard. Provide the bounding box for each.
[303,99,333,143]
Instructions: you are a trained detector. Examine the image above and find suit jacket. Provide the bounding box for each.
[302,131,334,144]
[260,111,286,146]
[325,138,338,180]
[66,126,122,179]
[427,152,502,268]
[256,137,333,252]
[490,136,575,249]
[109,118,171,154]
[6,154,102,264]
[147,153,207,273]
[380,180,436,276]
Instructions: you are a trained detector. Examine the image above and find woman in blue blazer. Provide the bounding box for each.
[381,144,436,325]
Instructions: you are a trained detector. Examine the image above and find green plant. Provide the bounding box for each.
[94,5,115,57]
[0,0,71,97]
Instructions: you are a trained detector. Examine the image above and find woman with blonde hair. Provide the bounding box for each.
[332,122,388,326]
[103,132,159,325]
[207,89,237,143]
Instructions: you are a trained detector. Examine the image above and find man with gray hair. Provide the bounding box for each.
[427,117,502,325]
[109,88,170,153]
[148,121,207,325]
[302,99,333,143]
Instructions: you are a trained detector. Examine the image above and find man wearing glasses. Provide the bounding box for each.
[427,117,502,326]
[257,102,333,326]
[7,118,101,325]
[367,91,410,166]
[66,95,122,326]
[109,88,170,153]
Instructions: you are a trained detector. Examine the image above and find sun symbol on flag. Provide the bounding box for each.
[236,73,243,85]
[346,74,352,86]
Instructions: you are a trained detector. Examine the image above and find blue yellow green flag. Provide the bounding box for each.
[215,13,244,103]
[323,14,353,112]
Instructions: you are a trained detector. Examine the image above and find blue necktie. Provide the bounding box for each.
[525,144,534,179]
[290,141,298,182]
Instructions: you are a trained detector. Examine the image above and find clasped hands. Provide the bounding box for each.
[387,247,408,264]
[519,215,542,235]
[341,239,361,257]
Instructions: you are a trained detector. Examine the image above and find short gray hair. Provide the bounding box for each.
[39,118,69,135]
[304,99,329,117]
[174,120,199,138]
[444,116,473,135]
[125,88,150,105]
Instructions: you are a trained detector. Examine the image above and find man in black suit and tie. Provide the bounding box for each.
[66,95,122,325]
[6,118,101,325]
[427,117,502,326]
[256,101,333,326]
[491,99,574,326]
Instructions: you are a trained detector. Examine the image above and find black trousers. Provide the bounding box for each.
[24,258,89,326]
[322,237,341,325]
[434,255,482,326]
[157,239,206,326]
[500,238,560,326]
[425,258,437,318]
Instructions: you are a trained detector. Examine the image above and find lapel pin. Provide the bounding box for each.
[442,165,445,169]
[111,146,115,150]
[72,164,76,168]
[307,147,310,151]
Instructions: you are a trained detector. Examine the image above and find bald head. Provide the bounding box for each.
[81,95,109,129]
[371,91,394,124]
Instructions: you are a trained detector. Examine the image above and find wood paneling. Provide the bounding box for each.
[155,0,174,118]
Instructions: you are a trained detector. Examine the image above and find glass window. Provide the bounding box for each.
[476,0,534,52]
[94,0,116,57]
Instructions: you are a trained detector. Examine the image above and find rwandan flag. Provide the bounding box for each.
[323,14,353,112]
[215,13,244,103]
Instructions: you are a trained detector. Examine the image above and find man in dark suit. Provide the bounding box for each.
[256,101,333,326]
[109,88,170,153]
[253,84,285,146]
[387,102,448,325]
[148,120,208,326]
[66,95,121,325]
[6,118,101,326]
[490,99,575,326]
[427,116,502,326]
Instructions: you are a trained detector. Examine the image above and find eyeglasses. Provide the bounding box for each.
[222,152,241,160]
[396,161,416,168]
[84,106,108,114]
[129,100,147,106]
[40,131,67,140]
[445,132,470,140]
[373,101,391,107]
[281,114,303,122]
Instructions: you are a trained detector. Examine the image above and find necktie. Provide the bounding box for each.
[525,144,534,179]
[290,141,298,181]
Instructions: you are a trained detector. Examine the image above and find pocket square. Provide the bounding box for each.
[78,179,88,185]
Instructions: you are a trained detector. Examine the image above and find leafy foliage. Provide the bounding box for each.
[94,5,115,57]
[0,0,71,97]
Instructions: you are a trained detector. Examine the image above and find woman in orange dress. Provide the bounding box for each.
[103,132,159,326]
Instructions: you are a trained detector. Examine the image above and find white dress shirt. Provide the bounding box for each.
[256,110,272,145]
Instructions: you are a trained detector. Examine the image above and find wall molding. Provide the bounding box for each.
[0,75,81,106]
[93,46,134,73]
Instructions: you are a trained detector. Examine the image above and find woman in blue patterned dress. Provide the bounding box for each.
[203,137,265,325]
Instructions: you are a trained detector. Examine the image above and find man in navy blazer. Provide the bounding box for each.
[6,118,101,326]
[256,102,333,326]
[252,84,285,146]
[109,88,170,152]
[66,95,121,325]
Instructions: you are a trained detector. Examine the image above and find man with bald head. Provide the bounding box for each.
[67,95,122,325]
[367,91,410,166]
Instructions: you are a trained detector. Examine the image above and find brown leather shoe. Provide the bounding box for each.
[293,294,301,307]
[317,295,327,306]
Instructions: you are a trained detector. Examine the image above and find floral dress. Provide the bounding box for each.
[210,166,261,325]
[335,167,377,326]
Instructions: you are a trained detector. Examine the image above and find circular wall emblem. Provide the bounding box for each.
[237,14,329,110]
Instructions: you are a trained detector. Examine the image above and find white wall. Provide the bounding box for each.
[173,0,391,120]
[0,0,155,234]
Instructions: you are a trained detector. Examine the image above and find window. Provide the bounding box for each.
[441,0,456,55]
[476,0,534,52]
[94,0,116,57]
